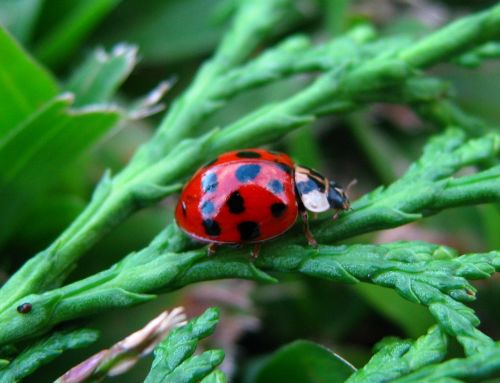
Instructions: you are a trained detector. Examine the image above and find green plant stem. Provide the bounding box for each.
[399,4,500,67]
[144,308,222,383]
[346,326,447,383]
[0,128,498,346]
[0,127,498,345]
[121,0,295,175]
[2,3,500,321]
[392,343,500,383]
[0,238,497,352]
[0,329,98,383]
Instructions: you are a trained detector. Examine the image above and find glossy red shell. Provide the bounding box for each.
[175,149,298,244]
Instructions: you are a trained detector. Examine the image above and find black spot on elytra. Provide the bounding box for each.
[268,179,284,194]
[236,151,261,158]
[181,201,187,216]
[274,161,292,175]
[235,164,261,182]
[200,200,215,216]
[237,221,260,241]
[202,172,218,193]
[17,303,32,314]
[270,202,287,218]
[227,191,245,214]
[296,179,319,194]
[203,219,221,236]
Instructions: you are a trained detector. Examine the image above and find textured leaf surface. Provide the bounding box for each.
[145,308,223,383]
[347,326,447,383]
[0,329,98,383]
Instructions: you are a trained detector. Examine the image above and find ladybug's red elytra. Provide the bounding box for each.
[175,149,351,257]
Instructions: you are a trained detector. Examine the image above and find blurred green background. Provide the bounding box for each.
[0,0,499,381]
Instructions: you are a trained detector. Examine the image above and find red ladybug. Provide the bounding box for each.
[175,149,351,257]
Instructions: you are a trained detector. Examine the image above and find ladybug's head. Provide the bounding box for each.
[327,180,350,211]
[294,166,351,214]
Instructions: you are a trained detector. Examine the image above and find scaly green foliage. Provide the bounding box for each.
[144,308,224,383]
[2,1,500,314]
[0,0,498,381]
[0,329,98,383]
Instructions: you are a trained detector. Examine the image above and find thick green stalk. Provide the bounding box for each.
[399,3,500,67]
[2,3,500,320]
[120,0,295,177]
[0,0,295,309]
[0,129,498,346]
[0,239,497,349]
[0,329,98,382]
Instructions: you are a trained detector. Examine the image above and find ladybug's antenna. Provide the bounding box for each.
[345,178,357,195]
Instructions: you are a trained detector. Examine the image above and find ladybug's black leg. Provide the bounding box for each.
[251,243,261,258]
[299,209,318,248]
[207,243,218,256]
[332,210,341,221]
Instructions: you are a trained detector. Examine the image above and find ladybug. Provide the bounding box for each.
[175,149,351,257]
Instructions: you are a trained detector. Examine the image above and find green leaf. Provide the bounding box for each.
[252,340,356,383]
[34,0,122,67]
[0,26,58,133]
[392,342,500,383]
[0,95,120,244]
[0,329,98,383]
[162,350,225,383]
[145,308,223,383]
[66,43,138,106]
[201,370,227,383]
[346,326,447,383]
[0,0,42,43]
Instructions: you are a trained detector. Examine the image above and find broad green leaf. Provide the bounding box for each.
[100,0,228,64]
[34,0,122,67]
[0,0,42,43]
[66,43,138,106]
[0,329,98,383]
[0,26,58,133]
[253,340,356,383]
[0,95,119,188]
[0,95,120,243]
